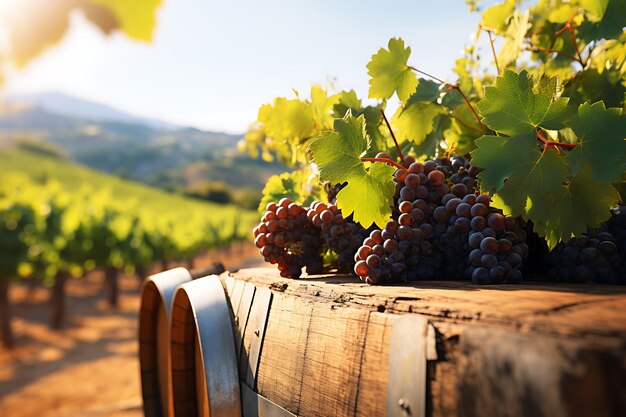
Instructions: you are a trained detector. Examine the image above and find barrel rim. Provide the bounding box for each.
[138,267,193,417]
[170,275,242,417]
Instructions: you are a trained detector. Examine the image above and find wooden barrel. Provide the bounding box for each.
[139,267,193,417]
[142,267,626,417]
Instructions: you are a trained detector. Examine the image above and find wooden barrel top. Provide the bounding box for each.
[224,267,626,417]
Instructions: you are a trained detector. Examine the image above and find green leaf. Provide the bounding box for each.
[333,90,361,111]
[579,0,609,22]
[258,169,320,213]
[392,102,445,145]
[498,11,530,69]
[477,69,571,136]
[578,0,626,41]
[406,79,441,104]
[258,97,316,143]
[335,162,396,228]
[567,102,626,182]
[310,85,340,130]
[332,91,385,153]
[443,105,482,155]
[564,68,626,109]
[309,112,394,227]
[367,38,418,102]
[547,3,579,23]
[89,0,162,41]
[481,0,516,34]
[309,111,370,183]
[535,168,619,248]
[471,133,568,196]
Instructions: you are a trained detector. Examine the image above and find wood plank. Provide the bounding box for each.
[256,293,313,414]
[355,312,396,417]
[298,305,369,417]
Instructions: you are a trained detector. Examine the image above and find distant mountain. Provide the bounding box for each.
[6,92,181,130]
[0,96,285,197]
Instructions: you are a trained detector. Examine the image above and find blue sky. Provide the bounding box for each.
[3,0,494,133]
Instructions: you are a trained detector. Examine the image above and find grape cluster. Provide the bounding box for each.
[353,219,437,284]
[463,197,528,284]
[546,207,625,284]
[307,202,368,272]
[387,154,524,283]
[254,155,624,286]
[253,198,324,278]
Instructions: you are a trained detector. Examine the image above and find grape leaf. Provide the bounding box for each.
[477,69,571,136]
[443,105,482,154]
[590,33,626,77]
[332,90,385,153]
[532,168,619,248]
[392,102,445,145]
[367,38,418,102]
[578,0,626,41]
[258,169,320,213]
[567,102,626,183]
[309,112,370,183]
[90,0,163,41]
[406,79,441,104]
[547,3,579,23]
[258,97,316,143]
[481,0,516,34]
[6,0,162,66]
[335,162,395,228]
[333,90,361,111]
[471,133,568,196]
[498,10,530,69]
[579,0,609,22]
[311,85,340,130]
[309,112,395,227]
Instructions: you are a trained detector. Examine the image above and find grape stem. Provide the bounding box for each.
[407,66,483,128]
[537,129,576,155]
[486,29,501,74]
[361,157,406,171]
[526,45,579,63]
[545,13,586,67]
[380,109,405,163]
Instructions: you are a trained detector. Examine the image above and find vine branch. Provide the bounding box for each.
[407,65,483,128]
[537,129,576,155]
[526,46,579,63]
[361,157,406,171]
[486,30,500,74]
[380,109,405,163]
[545,13,585,67]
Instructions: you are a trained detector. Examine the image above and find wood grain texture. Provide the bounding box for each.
[355,312,396,417]
[255,293,313,414]
[221,268,626,417]
[298,305,369,417]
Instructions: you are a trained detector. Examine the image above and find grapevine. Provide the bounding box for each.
[0,155,256,347]
[243,0,625,284]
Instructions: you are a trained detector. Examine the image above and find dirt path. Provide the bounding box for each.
[0,243,264,417]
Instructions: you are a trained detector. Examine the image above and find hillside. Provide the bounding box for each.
[0,149,256,224]
[0,95,285,198]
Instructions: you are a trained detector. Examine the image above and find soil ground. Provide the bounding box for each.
[0,242,264,417]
